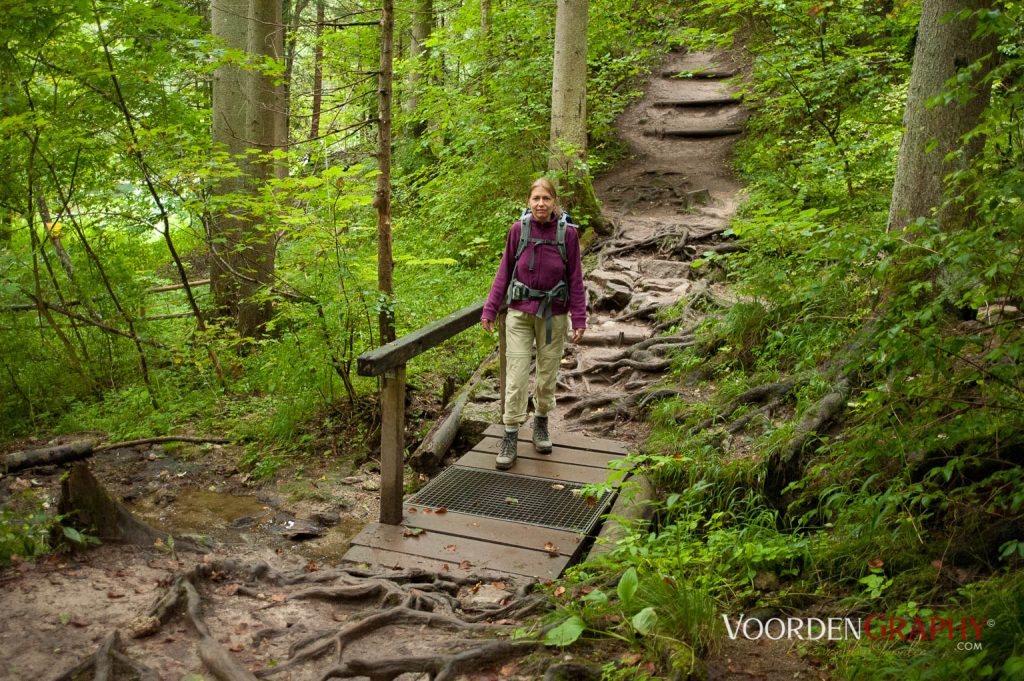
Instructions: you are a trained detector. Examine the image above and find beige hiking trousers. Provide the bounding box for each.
[503,309,568,426]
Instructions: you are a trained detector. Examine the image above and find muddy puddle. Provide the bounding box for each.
[129,486,368,563]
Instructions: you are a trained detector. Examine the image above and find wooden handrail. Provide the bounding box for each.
[357,299,489,525]
[357,301,485,377]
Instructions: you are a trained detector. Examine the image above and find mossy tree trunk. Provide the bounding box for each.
[548,0,611,235]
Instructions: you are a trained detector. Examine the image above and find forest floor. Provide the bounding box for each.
[0,47,830,681]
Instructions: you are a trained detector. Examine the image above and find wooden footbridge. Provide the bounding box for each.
[341,302,631,581]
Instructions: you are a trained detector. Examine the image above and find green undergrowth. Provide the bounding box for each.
[550,2,1024,678]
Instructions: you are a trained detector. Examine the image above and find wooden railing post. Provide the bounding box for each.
[380,365,406,525]
[356,301,486,526]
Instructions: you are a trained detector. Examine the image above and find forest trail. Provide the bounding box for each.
[0,48,833,681]
[548,48,747,444]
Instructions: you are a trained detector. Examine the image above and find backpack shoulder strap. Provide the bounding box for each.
[515,209,532,261]
[556,212,576,265]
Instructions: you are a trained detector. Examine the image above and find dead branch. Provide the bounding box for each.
[410,349,496,475]
[3,436,231,473]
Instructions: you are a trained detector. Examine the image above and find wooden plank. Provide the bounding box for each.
[349,523,569,579]
[399,509,582,557]
[472,436,621,469]
[454,450,612,485]
[379,367,405,525]
[482,423,629,455]
[357,301,485,376]
[342,544,511,581]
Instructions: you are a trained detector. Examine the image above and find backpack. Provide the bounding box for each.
[504,209,578,344]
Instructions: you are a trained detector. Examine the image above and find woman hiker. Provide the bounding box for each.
[481,178,587,469]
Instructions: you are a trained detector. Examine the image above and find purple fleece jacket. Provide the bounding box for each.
[481,214,587,329]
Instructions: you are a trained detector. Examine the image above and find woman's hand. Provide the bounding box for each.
[481,319,495,333]
[571,328,586,343]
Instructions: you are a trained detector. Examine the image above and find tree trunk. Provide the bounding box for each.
[210,0,251,322]
[376,0,396,345]
[887,0,999,233]
[548,0,611,235]
[405,0,432,138]
[310,0,325,141]
[240,0,285,340]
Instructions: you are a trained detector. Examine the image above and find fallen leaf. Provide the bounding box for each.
[440,564,450,572]
[492,582,506,590]
[931,559,943,570]
[107,591,125,599]
[407,507,418,513]
[444,544,457,552]
[499,661,520,677]
[554,586,566,597]
[229,643,245,652]
[402,527,425,537]
[423,508,433,514]
[621,651,643,665]
[471,583,481,593]
[222,583,240,596]
[505,497,519,505]
[868,558,885,569]
[641,662,658,674]
[579,585,595,595]
[584,496,597,508]
[459,560,474,570]
[435,507,448,514]
[544,542,560,556]
[471,522,480,527]
[662,575,677,587]
[269,594,286,603]
[234,622,249,634]
[551,484,565,491]
[305,560,319,572]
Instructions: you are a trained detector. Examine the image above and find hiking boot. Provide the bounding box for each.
[533,416,553,454]
[496,429,518,470]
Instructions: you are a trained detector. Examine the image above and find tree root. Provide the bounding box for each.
[696,379,798,432]
[54,546,552,681]
[766,377,850,497]
[566,356,672,379]
[321,638,543,681]
[55,631,161,681]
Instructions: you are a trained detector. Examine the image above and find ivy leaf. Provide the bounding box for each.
[543,616,585,647]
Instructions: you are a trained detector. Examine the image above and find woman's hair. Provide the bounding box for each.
[527,177,560,211]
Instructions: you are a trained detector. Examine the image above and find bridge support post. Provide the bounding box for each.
[380,366,406,525]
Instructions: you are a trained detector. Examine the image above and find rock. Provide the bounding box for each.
[753,570,780,591]
[460,402,501,439]
[280,519,326,540]
[360,479,381,492]
[126,615,161,638]
[340,476,363,485]
[978,304,1020,323]
[593,282,632,312]
[588,268,635,290]
[309,510,341,527]
[640,259,692,280]
[459,583,512,610]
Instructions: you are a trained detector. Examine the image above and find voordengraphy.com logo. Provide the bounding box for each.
[723,614,994,647]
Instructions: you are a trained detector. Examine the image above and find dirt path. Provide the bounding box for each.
[549,48,746,444]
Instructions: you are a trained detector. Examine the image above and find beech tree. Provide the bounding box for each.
[549,0,611,234]
[210,0,287,340]
[887,0,999,233]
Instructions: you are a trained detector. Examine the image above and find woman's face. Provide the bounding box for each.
[529,186,555,222]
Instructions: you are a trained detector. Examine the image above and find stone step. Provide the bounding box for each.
[652,97,742,108]
[642,127,743,139]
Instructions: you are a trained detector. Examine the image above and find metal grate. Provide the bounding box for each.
[408,466,612,534]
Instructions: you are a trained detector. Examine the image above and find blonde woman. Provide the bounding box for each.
[481,178,587,469]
